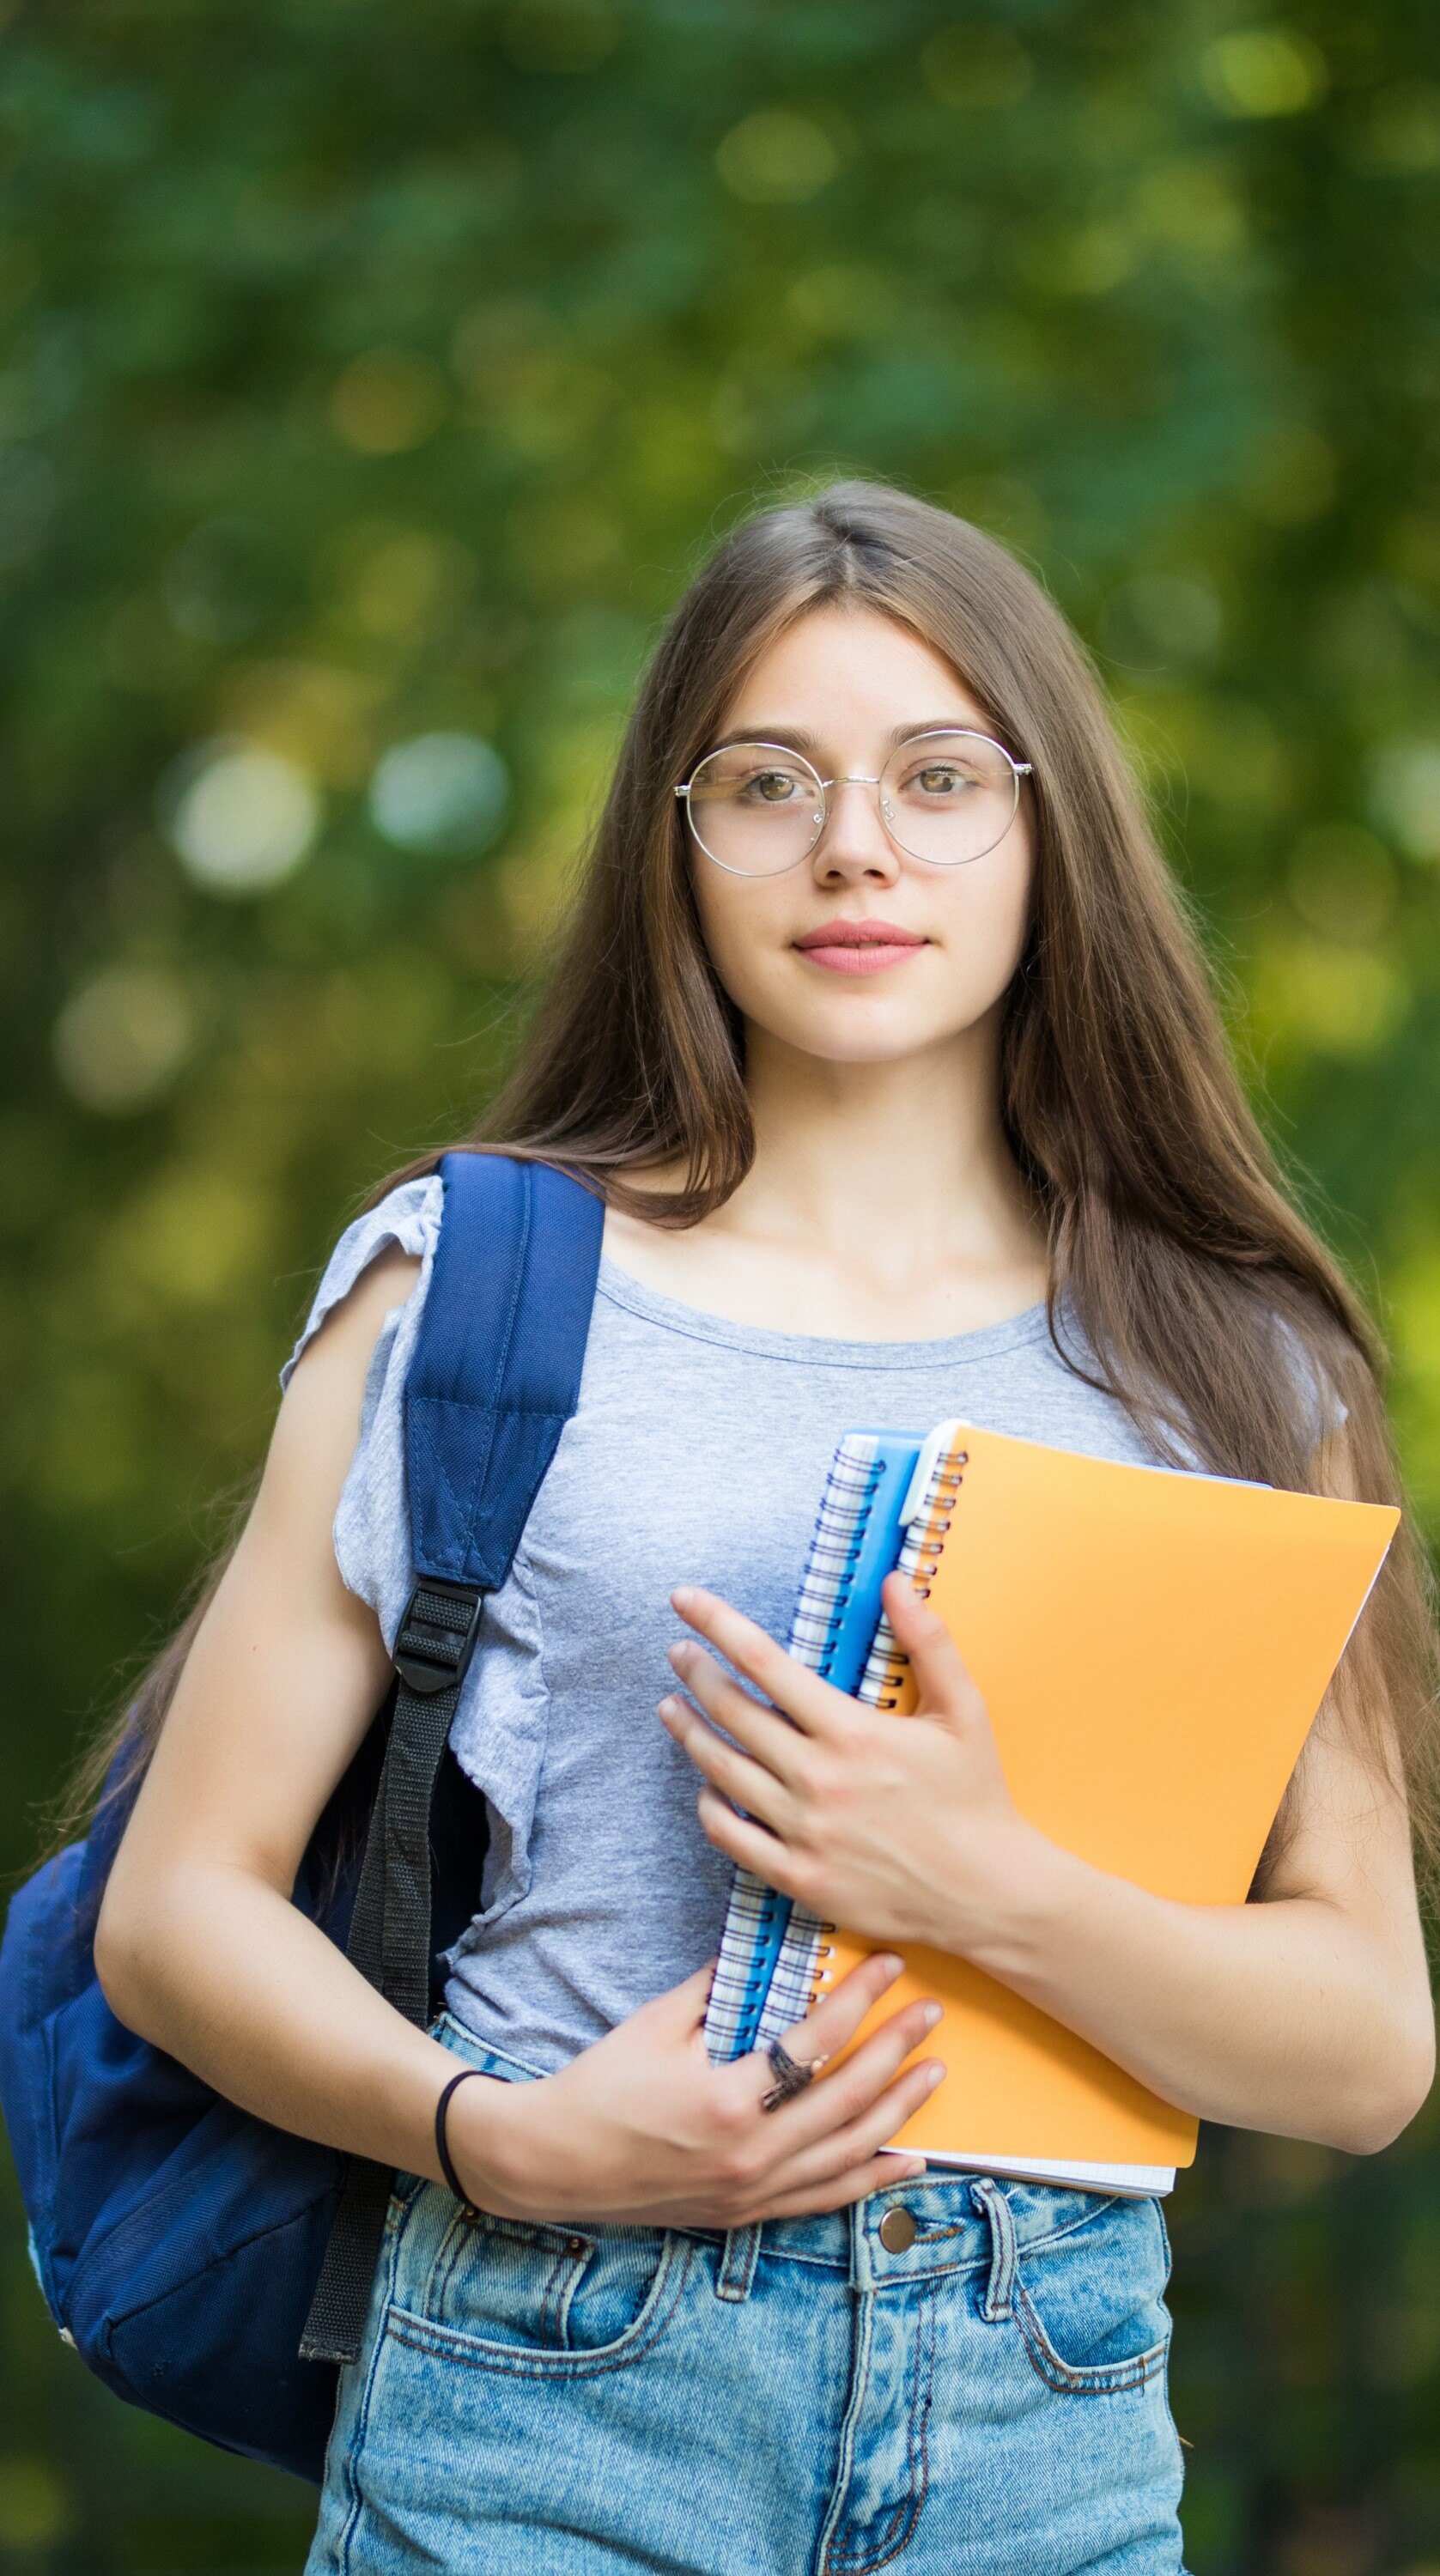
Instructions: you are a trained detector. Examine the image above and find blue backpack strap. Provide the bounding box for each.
[405,1150,605,1591]
[301,1152,604,2365]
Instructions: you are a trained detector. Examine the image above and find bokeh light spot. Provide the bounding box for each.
[715,111,838,204]
[369,732,508,857]
[1048,222,1139,297]
[217,661,379,787]
[0,2458,73,2549]
[1367,740,1440,860]
[166,741,320,892]
[1361,83,1440,175]
[1249,940,1407,1060]
[347,530,477,639]
[330,349,447,455]
[114,1168,275,1307]
[1201,27,1328,119]
[787,264,893,342]
[1133,161,1245,262]
[1287,826,1399,941]
[53,965,194,1115]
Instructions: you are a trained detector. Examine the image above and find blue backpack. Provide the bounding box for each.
[0,1152,605,2484]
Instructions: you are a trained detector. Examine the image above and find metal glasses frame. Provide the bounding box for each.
[673,727,1034,877]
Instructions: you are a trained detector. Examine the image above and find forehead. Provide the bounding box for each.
[720,602,989,737]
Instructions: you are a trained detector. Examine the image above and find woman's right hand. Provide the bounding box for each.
[445,1952,944,2230]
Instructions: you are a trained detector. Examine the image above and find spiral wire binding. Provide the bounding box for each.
[754,1435,969,2038]
[857,1443,969,1711]
[703,1437,885,2062]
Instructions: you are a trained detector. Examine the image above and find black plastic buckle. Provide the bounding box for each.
[393,1579,485,1697]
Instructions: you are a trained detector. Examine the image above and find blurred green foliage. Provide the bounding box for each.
[1,0,1438,2568]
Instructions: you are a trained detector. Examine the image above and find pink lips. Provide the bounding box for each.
[793,917,928,976]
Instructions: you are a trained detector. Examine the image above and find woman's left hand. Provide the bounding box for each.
[659,1573,1047,1958]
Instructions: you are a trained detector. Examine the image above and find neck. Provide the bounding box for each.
[720,1014,1044,1283]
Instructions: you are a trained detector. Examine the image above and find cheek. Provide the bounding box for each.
[879,835,1033,1036]
[941,841,1033,997]
[689,866,786,1014]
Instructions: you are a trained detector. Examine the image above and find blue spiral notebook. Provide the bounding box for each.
[702,1431,922,2063]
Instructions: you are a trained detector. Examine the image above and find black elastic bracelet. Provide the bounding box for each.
[434,2067,486,2214]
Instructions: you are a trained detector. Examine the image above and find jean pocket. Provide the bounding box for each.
[387,2206,691,2379]
[1012,2194,1171,2397]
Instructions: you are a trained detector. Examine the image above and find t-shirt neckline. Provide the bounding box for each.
[595,1255,1052,1370]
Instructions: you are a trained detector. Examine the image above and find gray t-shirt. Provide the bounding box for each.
[289,1177,1169,2075]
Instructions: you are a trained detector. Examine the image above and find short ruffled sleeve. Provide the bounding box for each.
[282,1174,444,1650]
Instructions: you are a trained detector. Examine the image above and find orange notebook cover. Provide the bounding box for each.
[816,1423,1398,2180]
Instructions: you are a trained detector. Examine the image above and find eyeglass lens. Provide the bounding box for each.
[684,733,1021,876]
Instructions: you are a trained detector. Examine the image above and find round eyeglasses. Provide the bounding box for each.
[674,730,1033,878]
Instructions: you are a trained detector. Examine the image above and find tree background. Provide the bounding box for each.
[2,1,1438,2568]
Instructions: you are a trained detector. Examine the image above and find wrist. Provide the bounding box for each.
[941,1817,1080,1980]
[441,2069,535,2217]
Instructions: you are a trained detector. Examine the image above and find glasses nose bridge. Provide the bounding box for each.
[812,768,896,866]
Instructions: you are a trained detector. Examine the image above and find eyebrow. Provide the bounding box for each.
[705,720,987,759]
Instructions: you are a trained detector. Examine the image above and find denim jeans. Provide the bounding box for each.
[307,2016,1188,2574]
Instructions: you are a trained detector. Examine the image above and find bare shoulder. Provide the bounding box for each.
[261,1243,421,1509]
[287,1244,422,1389]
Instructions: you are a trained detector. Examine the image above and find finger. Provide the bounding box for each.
[880,1573,984,1728]
[665,1639,810,1781]
[658,1694,797,1833]
[750,2152,927,2223]
[787,1951,918,2061]
[714,1952,908,2121]
[695,1786,799,1886]
[671,1586,847,1739]
[754,1996,942,2152]
[759,2055,946,2198]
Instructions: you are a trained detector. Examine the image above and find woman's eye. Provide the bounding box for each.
[911,763,969,797]
[746,770,799,803]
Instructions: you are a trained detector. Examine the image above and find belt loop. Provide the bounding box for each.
[969,2177,1017,2323]
[715,2223,762,2302]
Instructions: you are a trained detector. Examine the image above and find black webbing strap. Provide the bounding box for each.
[296,1154,605,2370]
[299,1580,483,2364]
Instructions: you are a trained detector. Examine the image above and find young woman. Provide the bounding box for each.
[94,483,1435,2573]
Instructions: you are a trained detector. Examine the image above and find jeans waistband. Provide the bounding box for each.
[428,2009,1144,2293]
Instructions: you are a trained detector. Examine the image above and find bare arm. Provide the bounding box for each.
[94,1251,946,2227]
[662,1565,1436,2159]
[96,1248,463,2180]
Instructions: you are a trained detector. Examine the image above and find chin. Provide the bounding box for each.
[766,968,978,1048]
[770,1003,973,1066]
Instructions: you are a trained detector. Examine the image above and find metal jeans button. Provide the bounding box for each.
[878,2204,917,2253]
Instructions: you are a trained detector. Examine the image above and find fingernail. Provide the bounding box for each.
[657,1697,683,1723]
[876,1953,905,1980]
[907,2157,928,2177]
[671,1586,697,1612]
[667,1640,692,1668]
[921,2002,943,2031]
[925,2063,946,2090]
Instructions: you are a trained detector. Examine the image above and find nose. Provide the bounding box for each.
[810,775,901,889]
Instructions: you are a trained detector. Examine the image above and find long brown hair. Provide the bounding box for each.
[64,480,1437,1873]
